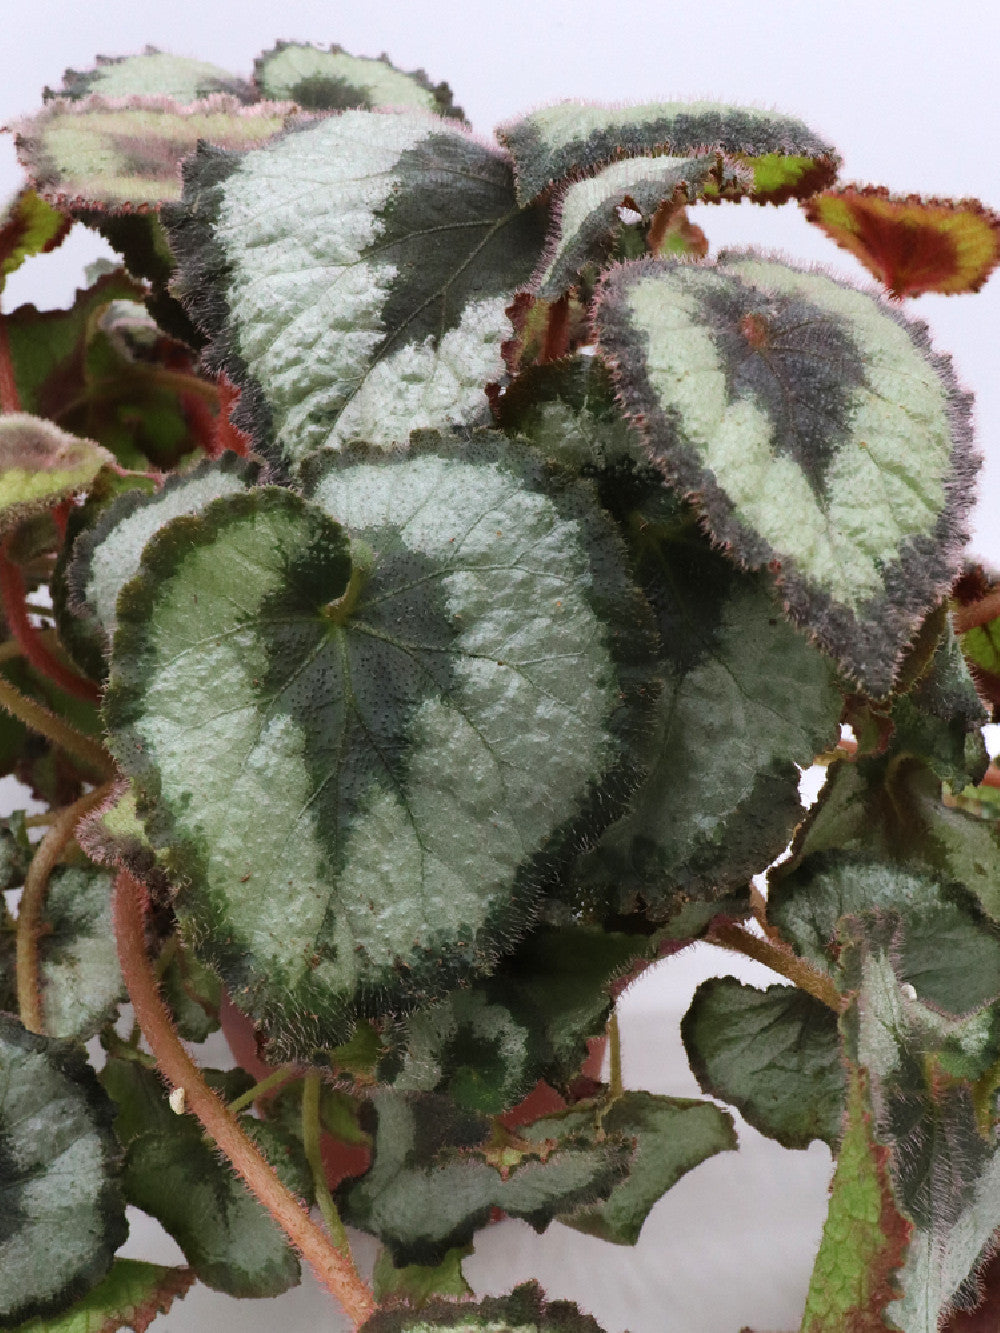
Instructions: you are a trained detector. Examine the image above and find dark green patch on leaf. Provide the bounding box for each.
[359,1280,610,1332]
[682,978,845,1148]
[254,41,462,119]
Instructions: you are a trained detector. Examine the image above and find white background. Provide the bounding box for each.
[2,3,998,1330]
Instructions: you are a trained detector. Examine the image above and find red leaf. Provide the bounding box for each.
[803,186,1000,298]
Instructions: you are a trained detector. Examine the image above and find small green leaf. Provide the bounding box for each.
[0,415,113,537]
[0,1014,127,1326]
[594,252,977,695]
[0,189,72,289]
[554,1090,737,1245]
[681,978,845,1149]
[36,863,124,1041]
[373,1245,473,1306]
[165,111,546,473]
[254,41,461,118]
[800,1065,911,1332]
[123,1113,309,1297]
[359,1280,609,1332]
[340,1092,629,1266]
[55,49,249,102]
[105,438,654,1054]
[14,97,296,210]
[532,154,730,298]
[7,1259,194,1333]
[497,100,838,206]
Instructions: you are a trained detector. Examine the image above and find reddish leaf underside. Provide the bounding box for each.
[803,186,1000,298]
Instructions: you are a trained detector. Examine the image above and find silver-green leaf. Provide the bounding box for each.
[594,251,977,694]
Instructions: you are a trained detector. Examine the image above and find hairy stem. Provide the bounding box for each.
[706,919,844,1013]
[112,871,376,1328]
[228,1066,297,1116]
[0,671,114,776]
[0,321,21,413]
[952,589,1000,635]
[607,1010,623,1100]
[302,1071,352,1252]
[0,539,100,703]
[16,783,113,1032]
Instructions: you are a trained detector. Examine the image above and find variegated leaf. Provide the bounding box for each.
[54,49,250,103]
[0,189,72,288]
[164,111,546,474]
[594,251,977,695]
[254,41,461,118]
[68,454,259,647]
[532,153,734,299]
[359,1281,609,1332]
[104,435,655,1053]
[14,96,297,211]
[0,1015,127,1325]
[496,99,838,206]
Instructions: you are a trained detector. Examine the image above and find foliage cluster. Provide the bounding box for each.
[1,38,1000,1333]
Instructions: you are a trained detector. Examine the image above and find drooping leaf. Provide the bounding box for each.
[359,1281,609,1332]
[165,110,546,474]
[7,1259,194,1333]
[552,1090,737,1245]
[804,187,1000,299]
[254,41,462,118]
[0,1014,127,1326]
[54,49,250,103]
[682,978,845,1149]
[800,1065,910,1333]
[0,415,113,537]
[68,454,258,647]
[14,96,297,211]
[496,100,838,206]
[36,863,124,1041]
[0,189,72,289]
[594,251,977,695]
[372,1245,473,1306]
[531,153,732,299]
[104,437,655,1054]
[339,1091,630,1266]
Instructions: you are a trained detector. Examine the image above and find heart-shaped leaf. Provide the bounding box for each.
[682,978,845,1149]
[254,41,461,118]
[496,100,838,206]
[594,251,977,694]
[0,1014,127,1325]
[165,110,546,473]
[104,435,655,1053]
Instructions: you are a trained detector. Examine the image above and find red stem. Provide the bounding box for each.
[112,870,377,1328]
[0,538,100,703]
[540,295,571,363]
[215,374,250,457]
[0,320,21,413]
[953,590,1000,635]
